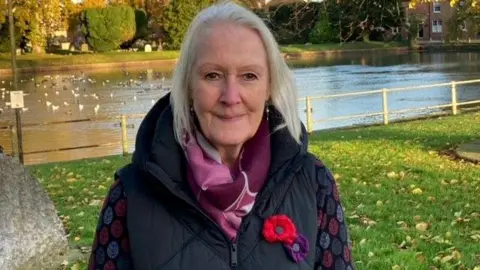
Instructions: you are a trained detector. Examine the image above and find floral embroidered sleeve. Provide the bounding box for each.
[314,160,354,270]
[88,179,133,270]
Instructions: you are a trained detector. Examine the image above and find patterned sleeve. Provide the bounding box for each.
[314,160,354,270]
[88,179,133,270]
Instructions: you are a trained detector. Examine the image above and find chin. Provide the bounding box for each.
[212,131,252,147]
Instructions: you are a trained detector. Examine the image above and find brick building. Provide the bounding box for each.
[404,0,478,41]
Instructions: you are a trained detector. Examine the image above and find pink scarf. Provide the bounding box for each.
[184,119,271,240]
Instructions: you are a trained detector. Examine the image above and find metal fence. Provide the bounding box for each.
[1,78,479,164]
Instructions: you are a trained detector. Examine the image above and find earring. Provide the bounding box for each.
[190,105,194,115]
[265,103,270,121]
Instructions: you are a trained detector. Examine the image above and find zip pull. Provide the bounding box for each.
[230,243,238,268]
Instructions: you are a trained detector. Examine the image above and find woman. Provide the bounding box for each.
[89,2,353,269]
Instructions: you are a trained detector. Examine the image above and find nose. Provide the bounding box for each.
[219,75,241,106]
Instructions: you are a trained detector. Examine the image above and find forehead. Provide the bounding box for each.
[194,22,268,68]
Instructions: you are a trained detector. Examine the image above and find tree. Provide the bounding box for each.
[81,5,136,52]
[161,0,213,50]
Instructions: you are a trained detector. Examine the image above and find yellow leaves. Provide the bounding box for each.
[376,200,383,207]
[359,238,367,245]
[470,230,480,241]
[368,252,374,257]
[74,236,80,241]
[386,171,406,180]
[415,222,429,232]
[66,178,77,183]
[392,265,402,270]
[411,188,423,195]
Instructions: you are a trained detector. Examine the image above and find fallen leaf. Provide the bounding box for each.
[359,239,367,245]
[392,265,401,270]
[416,252,426,263]
[440,255,453,263]
[76,211,84,217]
[70,263,79,270]
[376,200,383,206]
[415,222,429,232]
[387,171,397,179]
[66,178,77,183]
[368,252,374,257]
[74,236,81,241]
[411,188,423,195]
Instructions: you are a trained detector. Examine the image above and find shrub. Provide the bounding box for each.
[81,5,136,52]
[308,11,338,44]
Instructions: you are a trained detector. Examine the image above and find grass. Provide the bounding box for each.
[279,41,407,54]
[0,50,180,69]
[0,42,407,70]
[29,111,480,269]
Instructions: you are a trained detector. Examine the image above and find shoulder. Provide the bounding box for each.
[299,153,338,198]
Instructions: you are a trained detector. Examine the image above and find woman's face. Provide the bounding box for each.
[191,22,270,151]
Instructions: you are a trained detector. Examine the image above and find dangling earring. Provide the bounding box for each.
[190,105,194,115]
[265,103,270,121]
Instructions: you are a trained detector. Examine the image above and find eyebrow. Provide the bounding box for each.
[197,63,266,72]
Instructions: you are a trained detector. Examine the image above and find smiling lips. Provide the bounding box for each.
[216,113,246,121]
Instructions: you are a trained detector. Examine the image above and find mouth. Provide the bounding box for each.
[216,114,246,121]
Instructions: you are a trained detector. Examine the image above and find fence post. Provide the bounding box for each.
[121,115,128,157]
[382,88,389,125]
[10,124,17,157]
[451,81,458,115]
[305,96,313,134]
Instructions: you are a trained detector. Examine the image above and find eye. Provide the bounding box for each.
[205,72,221,80]
[243,73,258,81]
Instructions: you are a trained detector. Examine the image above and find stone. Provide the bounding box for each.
[455,140,480,162]
[0,157,68,269]
[144,44,152,52]
[80,43,89,52]
[61,42,71,50]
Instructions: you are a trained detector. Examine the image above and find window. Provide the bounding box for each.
[434,2,441,13]
[432,20,443,33]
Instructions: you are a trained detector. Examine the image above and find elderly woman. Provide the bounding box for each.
[89,2,353,270]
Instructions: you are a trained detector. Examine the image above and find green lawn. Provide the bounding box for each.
[29,111,480,269]
[0,42,407,70]
[280,41,407,54]
[0,50,180,69]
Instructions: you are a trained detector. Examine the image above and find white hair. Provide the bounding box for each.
[170,1,302,145]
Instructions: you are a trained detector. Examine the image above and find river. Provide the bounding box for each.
[0,51,479,164]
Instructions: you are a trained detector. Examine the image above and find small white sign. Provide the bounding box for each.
[10,91,24,109]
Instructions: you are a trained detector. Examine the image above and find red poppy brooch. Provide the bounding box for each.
[262,214,309,263]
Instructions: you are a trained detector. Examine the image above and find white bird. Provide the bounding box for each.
[78,104,84,112]
[74,93,80,98]
[52,105,59,112]
[55,91,59,95]
[133,95,137,101]
[22,108,29,112]
[110,93,113,98]
[94,104,100,115]
[63,101,69,106]
[46,101,52,107]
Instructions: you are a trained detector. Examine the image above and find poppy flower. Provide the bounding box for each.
[283,233,309,263]
[262,214,297,245]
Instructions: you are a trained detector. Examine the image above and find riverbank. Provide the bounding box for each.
[29,111,480,269]
[0,42,407,75]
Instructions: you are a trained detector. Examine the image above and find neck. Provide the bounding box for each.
[218,145,242,171]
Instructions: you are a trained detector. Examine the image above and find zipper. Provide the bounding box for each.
[230,242,238,268]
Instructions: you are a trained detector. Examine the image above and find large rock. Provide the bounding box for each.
[0,157,68,270]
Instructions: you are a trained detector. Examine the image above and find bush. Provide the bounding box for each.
[0,23,22,53]
[162,0,212,50]
[81,5,136,52]
[135,9,149,39]
[308,11,337,44]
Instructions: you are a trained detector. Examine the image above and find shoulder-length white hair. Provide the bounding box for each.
[170,1,302,145]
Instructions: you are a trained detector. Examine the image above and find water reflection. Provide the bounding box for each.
[0,51,479,164]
